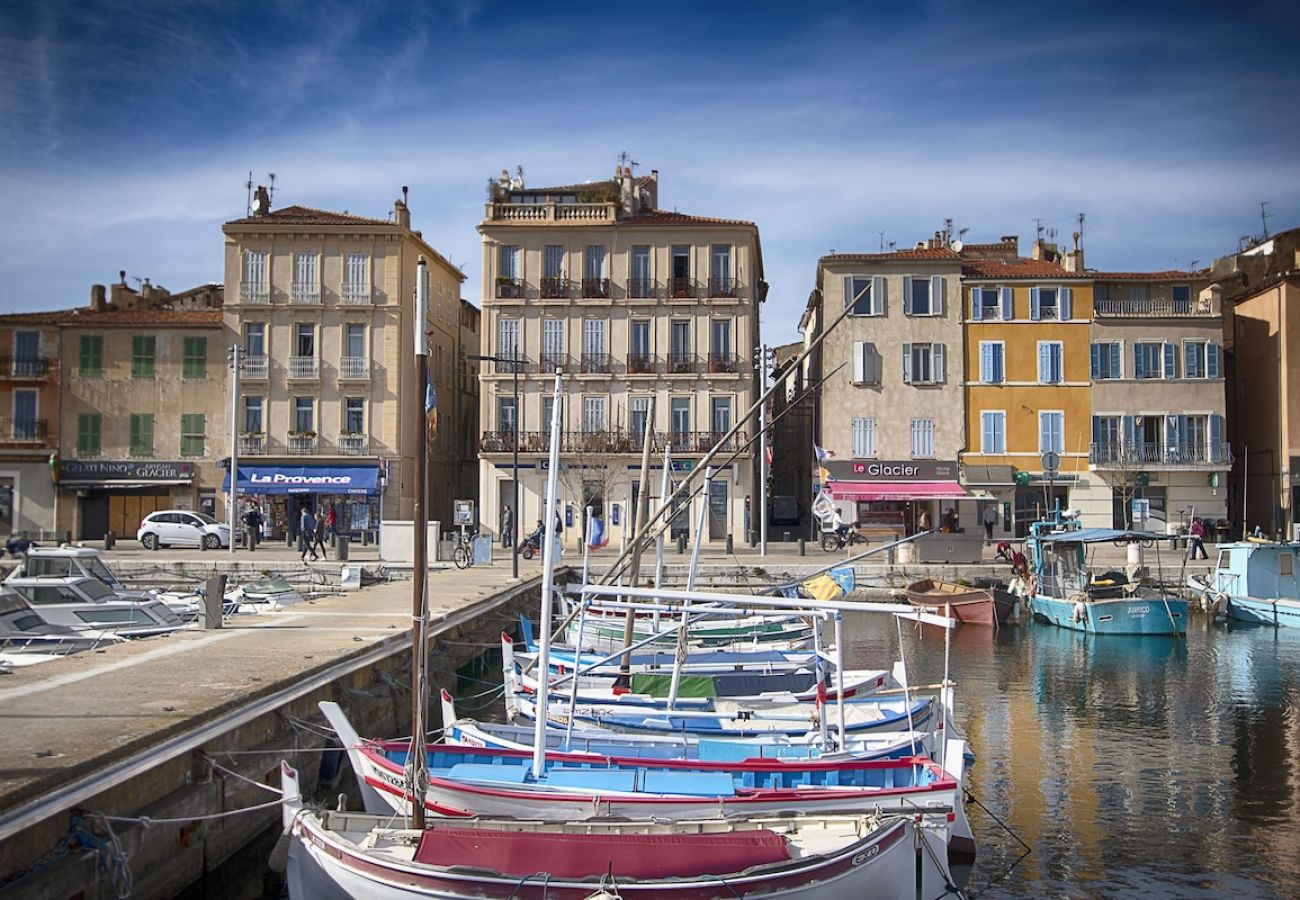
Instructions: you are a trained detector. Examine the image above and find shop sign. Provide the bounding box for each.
[59,460,194,482]
[454,500,475,526]
[822,460,957,482]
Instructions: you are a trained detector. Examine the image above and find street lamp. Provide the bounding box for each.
[227,343,243,554]
[469,352,520,580]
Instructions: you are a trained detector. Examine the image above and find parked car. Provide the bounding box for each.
[137,511,231,550]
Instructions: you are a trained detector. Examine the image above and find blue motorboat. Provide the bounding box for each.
[1193,540,1300,627]
[1025,518,1188,636]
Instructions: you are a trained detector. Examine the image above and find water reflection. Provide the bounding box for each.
[842,613,1300,897]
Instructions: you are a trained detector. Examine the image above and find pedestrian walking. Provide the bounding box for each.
[983,504,997,541]
[299,505,318,561]
[500,505,514,549]
[243,501,263,551]
[312,514,328,560]
[1188,517,1209,560]
[326,503,338,541]
[917,508,932,533]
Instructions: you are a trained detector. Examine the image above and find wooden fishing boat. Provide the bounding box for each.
[902,579,1013,626]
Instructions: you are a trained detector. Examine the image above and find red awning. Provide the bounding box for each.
[826,480,969,501]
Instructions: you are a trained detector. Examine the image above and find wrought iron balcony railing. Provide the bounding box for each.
[669,276,696,299]
[242,355,268,379]
[287,434,318,454]
[627,353,657,375]
[581,278,610,299]
[540,276,569,299]
[240,284,270,304]
[2,417,46,441]
[495,278,524,299]
[340,284,371,305]
[288,357,319,379]
[708,352,739,374]
[291,283,321,304]
[668,352,697,374]
[238,433,266,455]
[580,353,611,375]
[1,356,50,378]
[338,433,369,456]
[338,357,369,379]
[627,278,656,300]
[708,276,737,298]
[1089,441,1234,468]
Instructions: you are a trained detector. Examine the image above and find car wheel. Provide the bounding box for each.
[142,533,159,551]
[204,533,222,550]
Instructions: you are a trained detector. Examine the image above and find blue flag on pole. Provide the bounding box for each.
[425,377,438,436]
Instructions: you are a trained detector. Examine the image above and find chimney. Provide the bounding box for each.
[251,185,271,216]
[1063,248,1085,272]
[394,198,410,228]
[1031,239,1059,263]
[618,164,636,217]
[90,284,107,312]
[999,235,1019,255]
[499,168,510,188]
[141,278,153,301]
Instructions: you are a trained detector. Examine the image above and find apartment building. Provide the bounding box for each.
[477,165,763,546]
[1078,271,1228,532]
[0,314,60,538]
[803,241,970,537]
[222,187,467,539]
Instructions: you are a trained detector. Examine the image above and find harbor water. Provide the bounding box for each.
[847,610,1300,898]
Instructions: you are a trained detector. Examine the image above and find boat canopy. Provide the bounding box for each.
[1035,528,1162,545]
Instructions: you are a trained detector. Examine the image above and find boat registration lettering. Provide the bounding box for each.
[851,846,881,866]
[546,711,570,726]
[1128,605,1151,615]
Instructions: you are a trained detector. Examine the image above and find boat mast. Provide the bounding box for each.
[408,256,430,830]
[532,373,565,777]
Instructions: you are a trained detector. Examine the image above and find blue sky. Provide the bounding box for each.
[1,0,1296,338]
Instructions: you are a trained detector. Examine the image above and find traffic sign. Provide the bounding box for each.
[1040,451,1060,473]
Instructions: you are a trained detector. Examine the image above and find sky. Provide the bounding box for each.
[1,0,1297,339]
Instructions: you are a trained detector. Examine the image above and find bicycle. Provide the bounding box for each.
[819,527,869,553]
[453,530,476,569]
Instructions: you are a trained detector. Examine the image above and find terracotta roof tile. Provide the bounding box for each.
[525,175,655,195]
[822,248,960,262]
[0,309,223,327]
[1090,270,1204,281]
[225,204,392,227]
[962,258,1089,279]
[621,209,755,227]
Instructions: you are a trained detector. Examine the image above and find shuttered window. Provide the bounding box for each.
[129,413,154,457]
[851,417,876,458]
[77,413,102,456]
[980,411,1005,454]
[979,342,1004,384]
[183,337,207,379]
[911,419,935,458]
[180,413,205,457]
[851,341,881,385]
[1037,342,1063,384]
[79,336,103,378]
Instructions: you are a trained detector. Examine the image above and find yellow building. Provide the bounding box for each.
[961,255,1092,535]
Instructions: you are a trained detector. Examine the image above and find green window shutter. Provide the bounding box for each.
[77,414,101,455]
[130,414,154,456]
[181,413,205,457]
[79,336,103,377]
[183,337,208,379]
[132,336,156,378]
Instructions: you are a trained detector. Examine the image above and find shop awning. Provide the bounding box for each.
[825,480,969,501]
[961,465,1016,487]
[221,464,379,495]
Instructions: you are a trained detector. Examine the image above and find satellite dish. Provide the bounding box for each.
[951,240,964,253]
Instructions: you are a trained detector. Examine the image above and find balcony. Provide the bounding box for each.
[339,356,369,380]
[288,433,318,454]
[580,278,610,299]
[1,356,50,378]
[708,277,737,298]
[670,430,747,453]
[240,284,270,305]
[2,417,46,442]
[708,352,740,374]
[291,283,321,304]
[338,433,369,456]
[668,352,698,374]
[489,356,525,375]
[538,352,570,374]
[480,429,747,455]
[238,433,266,455]
[580,353,611,375]
[1094,297,1216,317]
[495,278,524,300]
[627,353,658,375]
[627,278,657,300]
[669,277,697,299]
[242,355,269,379]
[540,276,570,300]
[288,356,319,379]
[340,284,371,305]
[486,201,617,224]
[1089,441,1234,469]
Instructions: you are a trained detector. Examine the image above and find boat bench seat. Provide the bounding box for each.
[444,763,532,785]
[642,771,736,797]
[545,768,638,791]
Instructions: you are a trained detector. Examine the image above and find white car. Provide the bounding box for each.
[137,511,231,550]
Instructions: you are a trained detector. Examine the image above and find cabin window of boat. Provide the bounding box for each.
[1281,554,1294,577]
[81,581,117,601]
[26,557,72,578]
[85,558,116,582]
[13,614,43,631]
[76,609,142,624]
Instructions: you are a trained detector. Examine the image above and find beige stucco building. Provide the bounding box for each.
[476,165,763,546]
[222,188,469,539]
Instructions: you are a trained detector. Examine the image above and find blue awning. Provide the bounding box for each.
[222,464,379,495]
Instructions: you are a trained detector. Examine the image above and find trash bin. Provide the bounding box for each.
[725,535,733,553]
[336,535,349,561]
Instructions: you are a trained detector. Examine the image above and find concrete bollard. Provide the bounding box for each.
[104,531,115,550]
[337,536,349,561]
[61,531,71,545]
[202,575,226,630]
[725,535,733,554]
[677,534,686,554]
[782,531,791,543]
[798,538,806,557]
[363,531,371,546]
[286,531,295,547]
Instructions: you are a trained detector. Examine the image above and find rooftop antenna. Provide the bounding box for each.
[1034,218,1045,241]
[617,151,640,173]
[1076,212,1086,250]
[958,227,970,240]
[888,241,897,252]
[943,218,954,246]
[245,171,254,216]
[267,173,277,208]
[877,231,886,252]
[1260,201,1272,239]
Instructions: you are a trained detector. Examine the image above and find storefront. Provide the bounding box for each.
[821,460,971,537]
[224,463,382,540]
[960,465,1016,539]
[57,460,197,541]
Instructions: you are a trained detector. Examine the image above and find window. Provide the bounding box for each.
[911,418,935,458]
[1182,414,1208,462]
[183,337,207,379]
[1134,342,1174,379]
[980,411,1006,454]
[344,398,364,434]
[1030,286,1072,321]
[77,413,102,456]
[79,335,103,377]
[843,276,882,316]
[541,395,558,432]
[295,323,315,357]
[630,246,652,297]
[671,397,691,436]
[1129,284,1149,304]
[344,252,368,291]
[542,319,564,369]
[979,342,1004,384]
[129,413,154,456]
[498,245,519,279]
[711,396,732,435]
[344,324,366,359]
[1184,341,1221,379]
[710,319,732,358]
[710,245,732,295]
[851,341,881,385]
[582,396,606,433]
[1092,415,1121,462]
[670,320,691,354]
[294,252,318,300]
[630,396,650,438]
[971,286,1011,321]
[243,396,264,433]
[903,275,944,316]
[583,319,606,366]
[629,320,651,357]
[497,317,519,364]
[583,245,606,280]
[1037,342,1063,384]
[180,413,205,457]
[243,250,267,287]
[293,398,314,434]
[131,335,156,378]
[1172,284,1192,312]
[544,245,565,278]
[12,390,36,439]
[244,322,265,357]
[670,245,691,296]
[851,417,876,458]
[1090,342,1122,380]
[497,395,516,433]
[902,343,945,384]
[1039,411,1064,453]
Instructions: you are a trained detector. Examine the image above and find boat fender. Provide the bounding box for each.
[1211,592,1228,617]
[267,826,292,874]
[1073,601,1086,623]
[1027,575,1037,597]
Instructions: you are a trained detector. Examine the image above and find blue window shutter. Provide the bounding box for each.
[996,345,1004,382]
[1090,343,1100,379]
[902,343,912,383]
[1110,343,1121,379]
[982,414,993,452]
[1001,286,1013,320]
[872,276,886,315]
[843,276,855,311]
[1208,342,1221,378]
[1184,341,1194,377]
[1163,342,1176,379]
[1123,415,1136,447]
[902,276,913,315]
[1038,343,1049,382]
[1210,414,1223,460]
[1092,415,1101,442]
[932,276,945,316]
[933,343,945,383]
[1134,345,1145,379]
[1030,287,1041,321]
[971,289,982,321]
[980,343,991,382]
[1060,287,1072,320]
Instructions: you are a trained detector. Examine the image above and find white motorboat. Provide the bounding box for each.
[5,575,184,637]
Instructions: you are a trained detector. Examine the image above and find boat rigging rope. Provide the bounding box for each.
[960,786,1032,896]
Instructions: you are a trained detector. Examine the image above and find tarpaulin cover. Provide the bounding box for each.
[630,671,821,699]
[413,826,791,878]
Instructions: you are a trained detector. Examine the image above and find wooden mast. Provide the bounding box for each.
[408,256,430,830]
